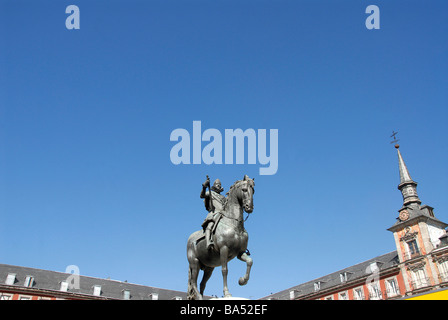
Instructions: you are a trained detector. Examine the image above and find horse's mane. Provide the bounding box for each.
[223,178,254,211]
[225,179,243,196]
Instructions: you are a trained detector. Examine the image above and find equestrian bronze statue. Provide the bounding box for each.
[187,175,255,300]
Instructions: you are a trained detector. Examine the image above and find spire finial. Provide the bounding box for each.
[390,130,400,145]
[391,136,421,206]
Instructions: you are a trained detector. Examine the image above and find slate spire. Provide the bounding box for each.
[395,144,421,206]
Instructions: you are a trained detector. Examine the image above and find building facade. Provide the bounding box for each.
[0,263,191,300]
[261,144,448,300]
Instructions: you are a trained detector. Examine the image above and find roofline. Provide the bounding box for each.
[259,251,398,300]
[387,215,448,232]
[0,263,185,293]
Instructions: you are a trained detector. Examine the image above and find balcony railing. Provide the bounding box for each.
[410,277,431,291]
[368,290,383,300]
[407,251,422,260]
[438,272,448,284]
[385,288,401,298]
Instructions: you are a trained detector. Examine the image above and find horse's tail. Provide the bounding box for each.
[187,266,193,300]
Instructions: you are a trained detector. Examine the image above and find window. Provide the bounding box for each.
[340,272,348,283]
[338,291,348,300]
[60,280,69,292]
[353,287,364,300]
[19,295,32,300]
[123,290,131,300]
[386,278,400,297]
[150,293,159,300]
[314,282,321,291]
[24,276,34,287]
[437,260,448,282]
[407,240,420,259]
[412,269,428,289]
[368,282,382,300]
[0,294,13,300]
[5,273,16,285]
[289,290,299,300]
[93,285,102,296]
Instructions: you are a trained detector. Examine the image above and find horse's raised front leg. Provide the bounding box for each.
[237,251,253,286]
[220,246,231,297]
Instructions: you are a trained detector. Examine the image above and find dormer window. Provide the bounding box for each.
[340,272,349,283]
[122,290,131,300]
[314,282,321,291]
[5,273,16,285]
[289,290,299,300]
[24,275,34,287]
[60,280,69,292]
[93,285,102,296]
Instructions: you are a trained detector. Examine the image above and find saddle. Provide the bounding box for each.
[196,213,222,245]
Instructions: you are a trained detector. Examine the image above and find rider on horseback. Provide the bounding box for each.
[200,176,226,251]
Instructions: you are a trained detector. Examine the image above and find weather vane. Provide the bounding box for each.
[390,130,400,146]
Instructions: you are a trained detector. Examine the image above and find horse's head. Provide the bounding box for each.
[240,175,255,213]
[226,175,255,214]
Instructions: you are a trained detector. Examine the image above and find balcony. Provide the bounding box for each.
[438,272,448,284]
[407,251,422,260]
[368,288,383,300]
[384,288,400,298]
[410,277,431,291]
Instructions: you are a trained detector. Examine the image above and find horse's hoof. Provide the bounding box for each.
[238,277,246,286]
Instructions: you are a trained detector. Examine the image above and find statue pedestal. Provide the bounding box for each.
[209,297,250,300]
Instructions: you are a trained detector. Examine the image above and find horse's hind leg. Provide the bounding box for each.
[220,246,231,297]
[237,252,253,286]
[187,258,202,300]
[200,267,214,296]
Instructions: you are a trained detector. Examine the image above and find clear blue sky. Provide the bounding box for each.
[1,0,447,299]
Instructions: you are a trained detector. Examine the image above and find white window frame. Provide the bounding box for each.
[338,291,349,300]
[0,293,13,300]
[5,273,16,285]
[368,282,382,300]
[18,295,32,300]
[93,285,102,296]
[437,260,448,282]
[24,275,34,288]
[353,286,365,300]
[60,280,69,292]
[122,290,131,300]
[412,268,428,289]
[385,277,400,298]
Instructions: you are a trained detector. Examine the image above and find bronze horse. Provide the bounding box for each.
[187,175,255,300]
